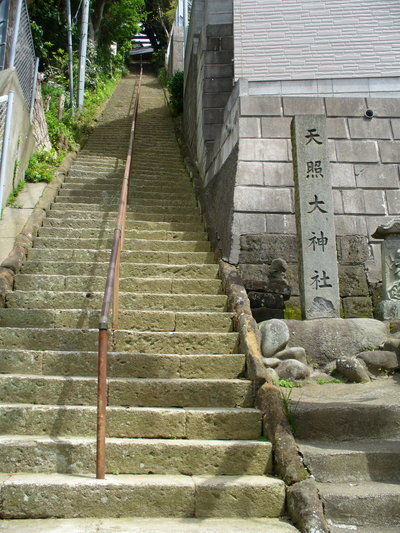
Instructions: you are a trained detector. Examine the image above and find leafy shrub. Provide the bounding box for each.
[25,150,62,183]
[167,70,184,115]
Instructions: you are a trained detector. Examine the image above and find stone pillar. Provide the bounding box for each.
[372,218,400,320]
[291,115,340,319]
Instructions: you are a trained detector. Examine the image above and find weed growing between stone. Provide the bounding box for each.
[6,180,25,207]
[280,385,298,435]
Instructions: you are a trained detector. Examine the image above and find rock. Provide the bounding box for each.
[262,357,280,368]
[383,337,400,358]
[275,347,307,365]
[336,356,370,383]
[287,478,329,533]
[310,371,335,382]
[264,367,280,385]
[277,359,311,381]
[285,318,388,367]
[357,350,398,373]
[259,319,290,357]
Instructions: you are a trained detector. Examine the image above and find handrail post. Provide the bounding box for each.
[96,328,108,479]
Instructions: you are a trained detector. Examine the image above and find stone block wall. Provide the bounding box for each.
[233,95,400,284]
[238,234,373,319]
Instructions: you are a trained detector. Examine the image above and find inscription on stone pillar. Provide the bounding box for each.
[291,115,340,319]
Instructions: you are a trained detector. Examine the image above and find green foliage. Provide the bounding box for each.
[315,378,342,385]
[7,180,25,207]
[25,150,62,184]
[99,0,144,49]
[167,70,184,114]
[284,305,302,320]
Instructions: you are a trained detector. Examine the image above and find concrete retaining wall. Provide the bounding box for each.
[0,68,35,212]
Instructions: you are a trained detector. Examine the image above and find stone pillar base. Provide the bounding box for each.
[377,300,400,320]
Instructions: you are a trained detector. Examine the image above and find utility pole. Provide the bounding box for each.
[77,0,90,110]
[66,0,75,115]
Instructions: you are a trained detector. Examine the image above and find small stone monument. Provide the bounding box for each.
[291,115,340,319]
[372,218,400,320]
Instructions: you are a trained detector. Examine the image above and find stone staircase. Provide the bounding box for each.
[291,378,400,531]
[0,69,294,528]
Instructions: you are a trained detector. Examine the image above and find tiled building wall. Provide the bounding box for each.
[233,0,400,83]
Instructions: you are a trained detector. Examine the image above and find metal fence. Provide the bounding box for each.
[7,0,37,111]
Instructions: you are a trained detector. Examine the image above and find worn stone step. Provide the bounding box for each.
[27,248,217,265]
[54,199,198,216]
[0,436,271,475]
[14,274,222,295]
[8,290,227,311]
[0,374,252,408]
[32,237,211,253]
[57,191,197,207]
[299,440,400,483]
[61,183,119,193]
[67,168,124,178]
[0,517,299,532]
[0,328,238,354]
[48,208,203,224]
[61,185,194,198]
[0,307,232,331]
[42,218,205,232]
[0,404,262,439]
[0,350,244,379]
[20,261,219,279]
[290,381,400,440]
[0,473,285,519]
[38,227,208,242]
[318,481,400,527]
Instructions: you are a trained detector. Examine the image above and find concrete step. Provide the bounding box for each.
[318,481,400,527]
[0,308,233,332]
[0,350,244,379]
[0,436,271,475]
[7,291,227,311]
[0,473,285,519]
[0,328,238,354]
[27,248,217,265]
[32,237,211,252]
[47,208,203,224]
[299,439,400,483]
[20,262,219,279]
[0,517,299,532]
[0,374,253,408]
[0,403,262,439]
[38,227,208,241]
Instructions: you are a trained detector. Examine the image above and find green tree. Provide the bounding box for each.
[142,0,176,51]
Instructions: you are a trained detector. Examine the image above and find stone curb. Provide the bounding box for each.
[0,152,77,307]
[219,259,328,533]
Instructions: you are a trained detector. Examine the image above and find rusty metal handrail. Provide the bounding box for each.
[96,67,143,479]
